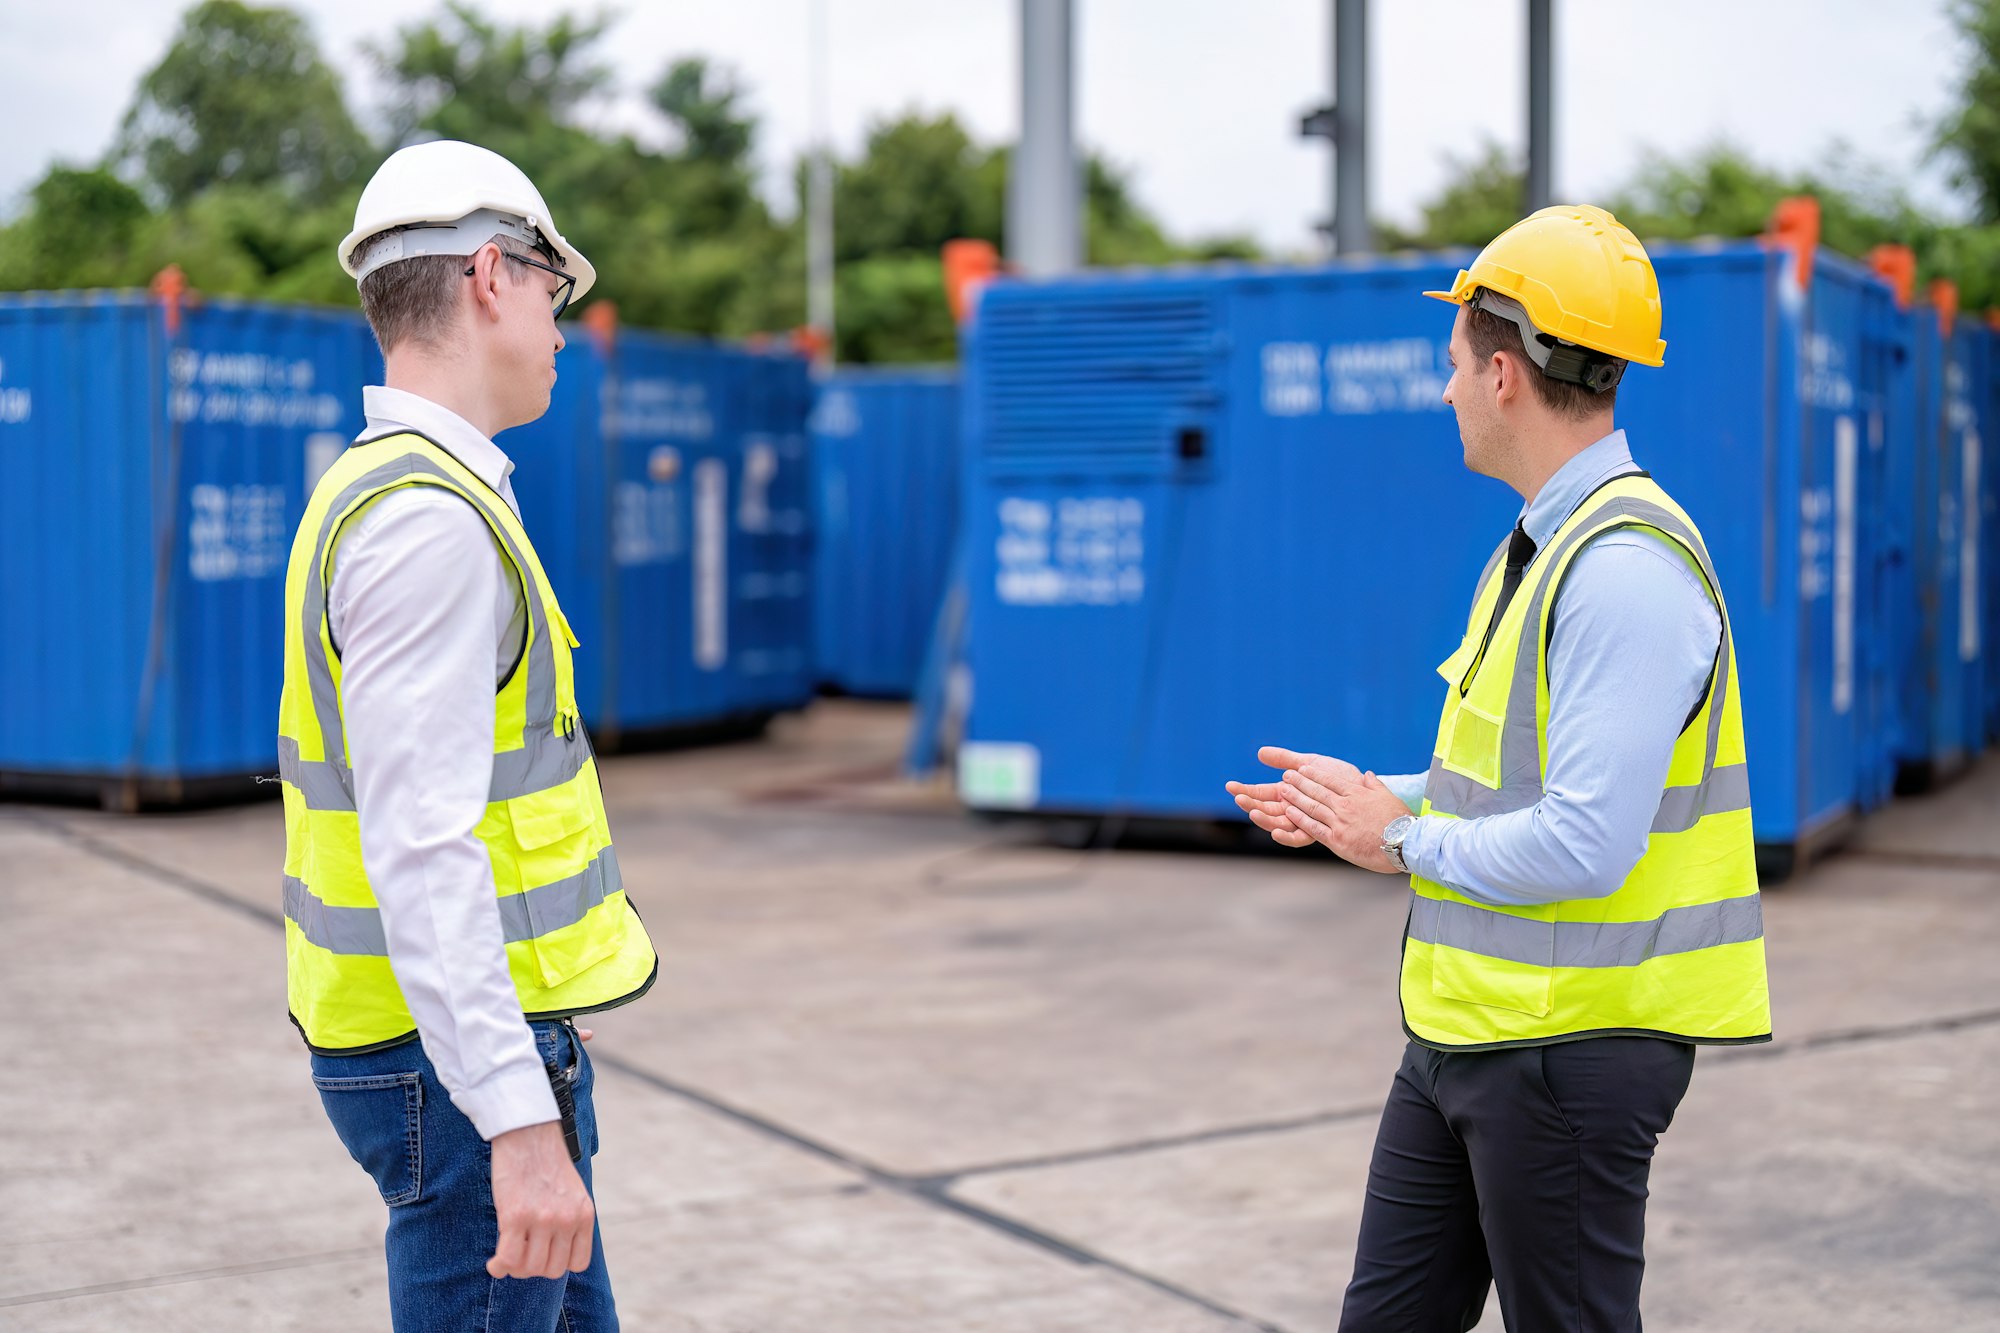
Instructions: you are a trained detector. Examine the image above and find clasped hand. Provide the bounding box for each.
[1225,747,1412,873]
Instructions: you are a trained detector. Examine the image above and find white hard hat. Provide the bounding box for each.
[338,140,596,301]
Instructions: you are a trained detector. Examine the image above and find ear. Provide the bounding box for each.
[1489,348,1527,409]
[467,243,506,324]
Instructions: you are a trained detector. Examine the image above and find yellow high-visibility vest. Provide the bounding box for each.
[1404,472,1771,1049]
[277,431,657,1052]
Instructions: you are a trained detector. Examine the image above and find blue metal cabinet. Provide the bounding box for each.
[958,245,1909,859]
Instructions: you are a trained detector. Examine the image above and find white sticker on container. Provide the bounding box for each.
[693,457,728,670]
[304,432,345,494]
[1963,427,1982,664]
[170,350,341,429]
[738,437,777,533]
[1800,333,1854,411]
[608,378,714,440]
[0,360,30,426]
[995,496,1145,606]
[188,482,287,582]
[1260,342,1321,416]
[612,478,685,567]
[958,741,1041,809]
[809,388,861,437]
[1832,415,1856,715]
[1325,339,1451,416]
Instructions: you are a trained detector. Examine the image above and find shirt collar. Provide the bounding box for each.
[1519,429,1637,552]
[361,385,517,496]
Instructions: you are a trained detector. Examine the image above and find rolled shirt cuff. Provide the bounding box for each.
[1399,814,1447,884]
[451,1054,561,1141]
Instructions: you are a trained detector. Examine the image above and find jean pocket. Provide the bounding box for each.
[312,1070,424,1206]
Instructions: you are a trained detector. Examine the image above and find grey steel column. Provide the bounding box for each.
[1009,0,1082,276]
[807,0,836,357]
[1526,0,1553,212]
[1333,0,1372,254]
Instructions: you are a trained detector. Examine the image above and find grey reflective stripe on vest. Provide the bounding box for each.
[1408,891,1764,969]
[288,444,565,812]
[1652,761,1752,834]
[280,726,590,813]
[1424,756,1752,834]
[1425,492,1738,828]
[284,848,624,957]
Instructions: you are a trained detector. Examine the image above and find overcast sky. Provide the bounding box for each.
[0,1,1975,255]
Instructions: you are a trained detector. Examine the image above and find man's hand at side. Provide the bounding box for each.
[1225,746,1411,872]
[487,1121,595,1280]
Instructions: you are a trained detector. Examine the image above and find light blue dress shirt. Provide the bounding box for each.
[1380,430,1722,907]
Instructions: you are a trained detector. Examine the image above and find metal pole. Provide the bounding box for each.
[1526,0,1553,212]
[1333,0,1372,254]
[807,0,836,358]
[1009,0,1082,276]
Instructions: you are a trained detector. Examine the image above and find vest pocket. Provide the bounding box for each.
[508,781,595,852]
[1429,903,1555,1017]
[1439,696,1506,790]
[523,856,625,989]
[506,784,622,989]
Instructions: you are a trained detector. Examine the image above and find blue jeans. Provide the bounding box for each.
[311,1019,618,1332]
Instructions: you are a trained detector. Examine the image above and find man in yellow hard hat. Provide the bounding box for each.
[1228,205,1771,1330]
[278,141,656,1331]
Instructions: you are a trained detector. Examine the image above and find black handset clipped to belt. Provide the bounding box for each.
[546,1020,583,1162]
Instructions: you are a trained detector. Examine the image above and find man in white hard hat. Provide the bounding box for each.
[275,140,657,1331]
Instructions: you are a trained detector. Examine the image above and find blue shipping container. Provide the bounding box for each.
[957,242,1907,859]
[1892,308,1988,784]
[0,291,376,806]
[501,326,814,744]
[810,369,960,697]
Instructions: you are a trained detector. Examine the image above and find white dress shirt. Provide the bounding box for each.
[1380,431,1724,907]
[327,385,555,1139]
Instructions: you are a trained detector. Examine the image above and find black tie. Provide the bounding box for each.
[1492,522,1538,627]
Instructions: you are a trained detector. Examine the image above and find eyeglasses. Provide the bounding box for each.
[464,248,576,318]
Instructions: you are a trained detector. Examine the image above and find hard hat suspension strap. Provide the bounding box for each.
[1468,288,1626,394]
[350,208,554,284]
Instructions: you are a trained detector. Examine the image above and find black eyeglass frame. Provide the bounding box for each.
[463,246,577,318]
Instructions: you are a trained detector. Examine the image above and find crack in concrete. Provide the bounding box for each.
[0,1247,374,1308]
[915,1103,1385,1186]
[1843,846,2000,873]
[1709,1005,2000,1062]
[589,1048,1290,1332]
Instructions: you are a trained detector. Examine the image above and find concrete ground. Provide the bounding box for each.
[3,698,1997,1332]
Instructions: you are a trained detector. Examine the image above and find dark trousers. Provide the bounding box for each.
[1339,1036,1695,1333]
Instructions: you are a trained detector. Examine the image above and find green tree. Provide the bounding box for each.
[1375,143,1526,251]
[368,2,613,147]
[646,58,769,240]
[113,0,371,206]
[1937,0,2000,221]
[651,58,754,166]
[0,167,152,289]
[834,113,1001,262]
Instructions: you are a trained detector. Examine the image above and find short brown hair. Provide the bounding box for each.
[354,232,539,354]
[1463,300,1616,422]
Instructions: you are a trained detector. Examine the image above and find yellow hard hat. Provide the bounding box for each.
[1424,204,1665,369]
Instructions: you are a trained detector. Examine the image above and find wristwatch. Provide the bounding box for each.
[1380,814,1417,873]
